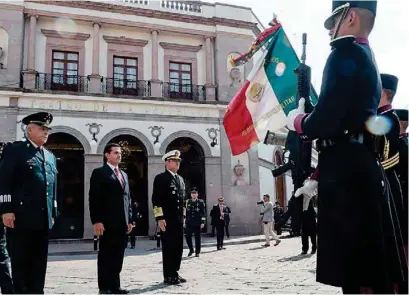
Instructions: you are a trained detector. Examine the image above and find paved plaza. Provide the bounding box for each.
[45,236,341,294]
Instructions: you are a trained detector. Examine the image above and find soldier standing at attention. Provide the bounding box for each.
[287,1,407,293]
[0,112,58,294]
[152,150,187,285]
[377,74,407,247]
[184,187,205,257]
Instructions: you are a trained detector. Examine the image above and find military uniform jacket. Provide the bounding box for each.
[0,140,58,230]
[398,133,408,188]
[152,170,185,224]
[377,105,401,173]
[293,37,407,287]
[184,199,205,227]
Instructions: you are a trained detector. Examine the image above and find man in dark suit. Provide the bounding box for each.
[210,197,229,250]
[0,112,58,294]
[89,143,133,294]
[152,150,186,285]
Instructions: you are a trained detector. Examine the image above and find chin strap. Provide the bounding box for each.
[332,4,351,41]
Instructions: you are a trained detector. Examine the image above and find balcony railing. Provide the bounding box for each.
[161,1,202,13]
[102,78,151,97]
[162,82,205,101]
[36,73,88,92]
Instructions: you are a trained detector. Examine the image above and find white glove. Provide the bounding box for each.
[287,97,306,131]
[295,179,318,211]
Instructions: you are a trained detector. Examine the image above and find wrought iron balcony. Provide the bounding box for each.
[162,82,205,101]
[35,73,88,92]
[102,78,151,97]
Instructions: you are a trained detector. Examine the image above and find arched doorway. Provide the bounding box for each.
[108,135,148,236]
[46,133,84,239]
[274,150,285,207]
[166,137,206,229]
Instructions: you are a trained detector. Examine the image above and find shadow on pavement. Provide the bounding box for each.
[277,253,312,262]
[247,245,266,251]
[128,282,169,294]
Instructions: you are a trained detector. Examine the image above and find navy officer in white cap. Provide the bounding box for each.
[152,150,187,285]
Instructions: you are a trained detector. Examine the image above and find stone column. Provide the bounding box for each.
[150,30,161,97]
[89,22,102,94]
[23,14,38,89]
[83,154,103,239]
[204,36,216,101]
[204,156,222,232]
[147,155,164,236]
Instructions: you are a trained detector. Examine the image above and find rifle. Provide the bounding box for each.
[264,34,315,231]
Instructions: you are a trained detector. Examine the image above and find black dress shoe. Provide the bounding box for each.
[177,274,187,283]
[188,250,194,257]
[99,290,112,294]
[164,277,180,285]
[311,249,316,254]
[109,288,129,294]
[217,247,221,250]
[195,253,199,257]
[301,251,308,255]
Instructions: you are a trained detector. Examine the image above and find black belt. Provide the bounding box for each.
[317,134,364,151]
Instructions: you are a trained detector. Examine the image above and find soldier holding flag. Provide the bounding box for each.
[288,1,407,293]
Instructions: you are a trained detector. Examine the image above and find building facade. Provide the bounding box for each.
[0,0,297,239]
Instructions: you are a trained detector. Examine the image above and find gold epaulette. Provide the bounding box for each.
[153,206,164,218]
[381,152,399,170]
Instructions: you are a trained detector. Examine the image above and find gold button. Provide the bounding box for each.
[46,192,49,196]
[47,182,49,185]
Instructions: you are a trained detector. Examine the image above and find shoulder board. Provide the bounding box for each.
[330,35,355,49]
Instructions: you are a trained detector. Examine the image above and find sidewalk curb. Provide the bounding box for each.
[48,237,266,256]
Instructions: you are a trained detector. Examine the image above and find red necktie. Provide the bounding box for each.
[115,167,124,188]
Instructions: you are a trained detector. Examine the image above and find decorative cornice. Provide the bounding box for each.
[41,29,90,41]
[25,8,217,38]
[103,36,148,47]
[0,3,24,12]
[26,1,258,31]
[159,42,202,52]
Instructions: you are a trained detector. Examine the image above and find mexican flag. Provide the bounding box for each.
[223,24,318,156]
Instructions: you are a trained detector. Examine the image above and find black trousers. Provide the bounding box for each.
[225,220,230,238]
[302,230,317,252]
[98,229,127,291]
[8,228,49,294]
[211,224,216,236]
[216,221,225,248]
[160,221,183,279]
[185,225,201,254]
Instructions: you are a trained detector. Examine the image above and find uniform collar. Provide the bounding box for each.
[167,169,177,178]
[377,104,392,115]
[355,37,369,45]
[27,138,42,149]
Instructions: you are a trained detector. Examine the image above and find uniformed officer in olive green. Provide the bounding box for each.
[184,187,205,257]
[0,112,58,294]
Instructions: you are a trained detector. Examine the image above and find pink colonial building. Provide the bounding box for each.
[0,0,294,240]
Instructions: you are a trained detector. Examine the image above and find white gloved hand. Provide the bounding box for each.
[287,98,306,131]
[295,179,318,211]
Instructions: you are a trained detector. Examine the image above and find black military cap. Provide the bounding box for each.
[395,109,408,122]
[22,112,53,129]
[191,187,198,193]
[218,197,224,202]
[381,74,399,92]
[325,1,378,30]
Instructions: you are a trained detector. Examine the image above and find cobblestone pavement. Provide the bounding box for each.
[45,236,341,294]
